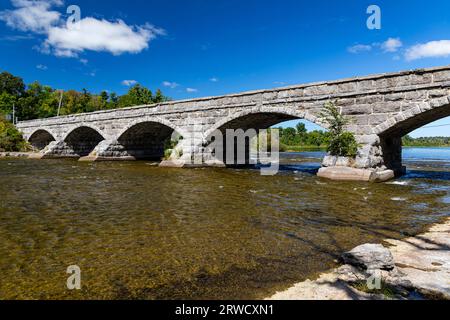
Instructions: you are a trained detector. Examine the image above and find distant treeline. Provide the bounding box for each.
[278,123,330,151]
[0,71,170,122]
[403,135,450,147]
[278,126,450,151]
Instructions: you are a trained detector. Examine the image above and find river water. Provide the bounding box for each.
[0,148,449,299]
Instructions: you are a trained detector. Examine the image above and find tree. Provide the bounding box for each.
[0,71,25,97]
[1,71,171,120]
[306,130,325,146]
[154,89,168,103]
[80,89,93,113]
[280,127,297,145]
[99,91,109,110]
[0,92,16,115]
[296,122,307,135]
[118,84,153,108]
[0,116,28,151]
[319,101,358,157]
[128,84,153,105]
[61,90,82,115]
[109,92,118,109]
[100,91,109,102]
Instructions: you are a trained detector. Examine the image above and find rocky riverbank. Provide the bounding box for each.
[0,152,33,158]
[268,218,450,300]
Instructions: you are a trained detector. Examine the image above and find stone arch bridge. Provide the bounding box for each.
[17,66,450,181]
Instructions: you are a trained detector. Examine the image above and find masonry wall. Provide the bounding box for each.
[16,66,450,171]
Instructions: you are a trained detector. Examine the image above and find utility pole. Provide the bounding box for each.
[57,90,63,117]
[12,103,15,125]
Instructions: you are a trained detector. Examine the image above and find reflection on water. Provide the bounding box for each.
[0,148,449,300]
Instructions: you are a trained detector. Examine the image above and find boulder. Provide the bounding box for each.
[342,244,395,271]
[322,155,337,167]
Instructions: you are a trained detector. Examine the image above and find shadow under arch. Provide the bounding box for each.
[376,101,450,172]
[28,129,55,150]
[204,109,326,166]
[64,126,105,157]
[204,107,325,139]
[117,120,183,161]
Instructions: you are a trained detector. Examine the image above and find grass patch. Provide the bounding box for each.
[350,280,398,299]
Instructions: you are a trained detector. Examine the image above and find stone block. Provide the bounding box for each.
[433,70,450,82]
[341,104,372,115]
[429,97,449,108]
[373,102,401,113]
[384,93,404,101]
[317,167,395,183]
[368,114,389,126]
[355,134,380,146]
[322,155,337,167]
[355,95,382,104]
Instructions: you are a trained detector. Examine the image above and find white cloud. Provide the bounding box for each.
[79,58,88,65]
[381,38,402,53]
[405,40,450,61]
[36,64,47,70]
[209,77,219,82]
[347,44,372,54]
[0,0,165,58]
[162,81,179,89]
[122,80,138,86]
[44,19,165,57]
[0,0,62,34]
[186,88,198,93]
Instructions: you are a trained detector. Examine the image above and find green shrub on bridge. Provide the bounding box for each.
[320,102,359,158]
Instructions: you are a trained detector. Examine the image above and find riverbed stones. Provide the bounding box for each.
[342,244,395,271]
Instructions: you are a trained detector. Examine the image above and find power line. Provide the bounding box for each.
[421,123,450,129]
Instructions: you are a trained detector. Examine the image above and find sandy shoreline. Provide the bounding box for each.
[268,218,450,300]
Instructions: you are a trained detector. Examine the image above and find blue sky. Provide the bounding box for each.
[1,0,450,137]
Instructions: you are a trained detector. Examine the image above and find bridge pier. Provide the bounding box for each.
[79,140,136,161]
[318,134,405,182]
[33,140,83,159]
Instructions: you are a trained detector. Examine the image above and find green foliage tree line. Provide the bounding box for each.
[402,135,450,147]
[277,123,331,151]
[0,116,28,152]
[0,71,170,121]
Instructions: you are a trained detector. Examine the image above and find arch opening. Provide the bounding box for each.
[206,112,327,167]
[64,126,105,157]
[28,130,55,150]
[379,103,450,173]
[118,122,180,161]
